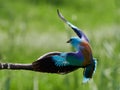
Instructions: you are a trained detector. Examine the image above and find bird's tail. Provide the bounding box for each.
[93,58,97,75]
[82,58,97,83]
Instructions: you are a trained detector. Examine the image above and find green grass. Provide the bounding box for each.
[0,0,120,90]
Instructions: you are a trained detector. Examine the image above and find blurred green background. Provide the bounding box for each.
[0,0,120,90]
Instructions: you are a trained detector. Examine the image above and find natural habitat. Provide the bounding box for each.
[0,0,120,90]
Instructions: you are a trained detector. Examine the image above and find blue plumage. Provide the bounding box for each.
[32,10,97,83]
[57,10,89,42]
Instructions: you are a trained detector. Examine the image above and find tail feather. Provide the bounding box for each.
[82,58,97,83]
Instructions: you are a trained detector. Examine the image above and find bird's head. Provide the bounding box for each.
[67,37,82,50]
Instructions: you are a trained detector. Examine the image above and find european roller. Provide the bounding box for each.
[0,10,97,83]
[32,10,97,83]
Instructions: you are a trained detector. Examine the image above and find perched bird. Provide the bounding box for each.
[0,10,97,83]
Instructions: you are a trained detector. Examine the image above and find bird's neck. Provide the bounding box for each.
[72,44,80,51]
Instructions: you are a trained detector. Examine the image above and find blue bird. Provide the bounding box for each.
[32,10,97,83]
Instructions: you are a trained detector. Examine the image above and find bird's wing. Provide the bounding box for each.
[32,52,79,74]
[65,52,85,66]
[57,9,89,42]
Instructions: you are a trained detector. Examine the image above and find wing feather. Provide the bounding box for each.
[57,9,89,42]
[32,52,79,74]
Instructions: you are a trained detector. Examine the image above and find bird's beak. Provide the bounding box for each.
[66,39,71,43]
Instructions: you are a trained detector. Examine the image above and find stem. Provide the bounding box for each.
[0,63,33,71]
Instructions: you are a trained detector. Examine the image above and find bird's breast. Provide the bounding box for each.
[80,45,92,66]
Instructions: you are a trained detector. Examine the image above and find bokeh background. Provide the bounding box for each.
[0,0,120,90]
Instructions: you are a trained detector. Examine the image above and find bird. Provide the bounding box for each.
[0,9,97,83]
[32,9,97,83]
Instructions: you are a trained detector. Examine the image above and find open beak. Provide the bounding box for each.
[66,39,71,43]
